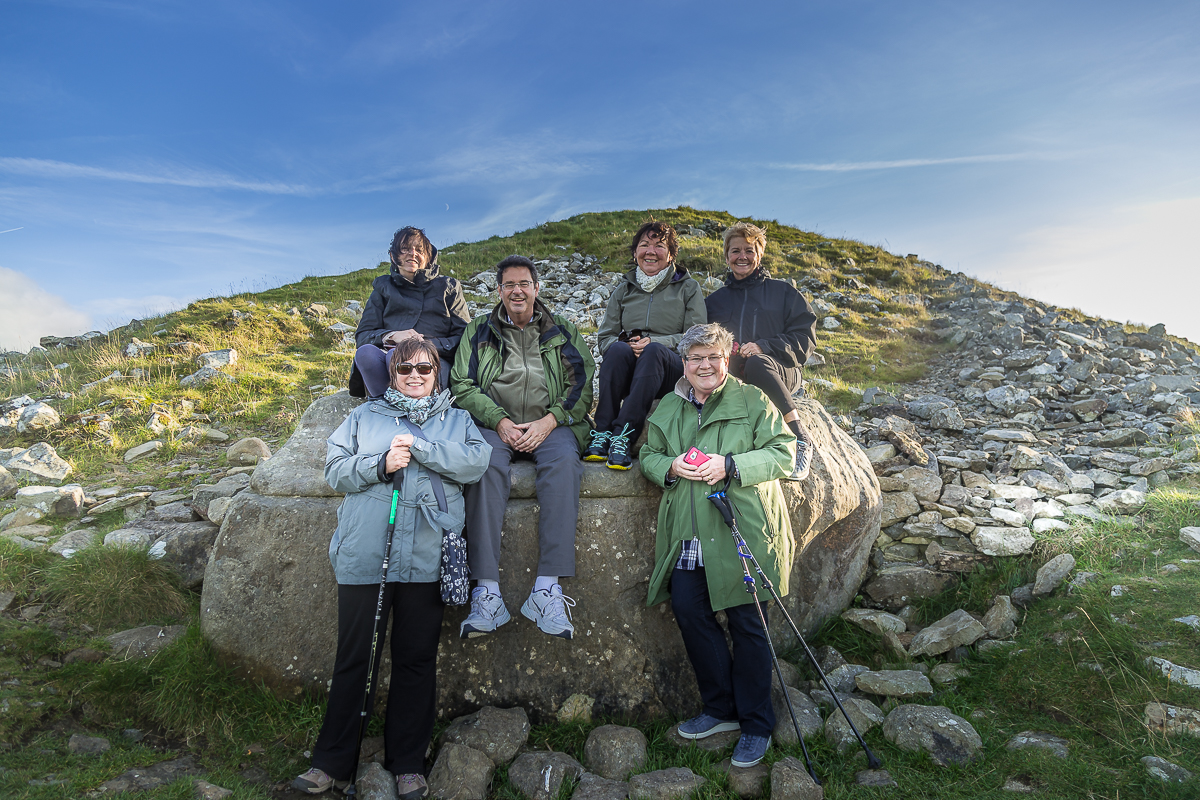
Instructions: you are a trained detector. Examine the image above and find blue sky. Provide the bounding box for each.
[2,0,1198,351]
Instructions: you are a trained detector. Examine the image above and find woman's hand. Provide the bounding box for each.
[385,443,411,473]
[668,452,726,485]
[391,433,415,448]
[629,335,650,357]
[512,414,558,453]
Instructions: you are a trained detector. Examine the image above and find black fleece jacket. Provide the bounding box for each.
[704,268,817,369]
[348,243,471,396]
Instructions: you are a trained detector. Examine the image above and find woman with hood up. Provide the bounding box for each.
[350,226,471,397]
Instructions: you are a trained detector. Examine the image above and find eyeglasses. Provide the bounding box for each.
[395,363,435,375]
[500,280,535,291]
[685,355,726,366]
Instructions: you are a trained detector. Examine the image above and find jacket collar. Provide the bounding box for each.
[486,298,560,341]
[724,267,768,289]
[671,375,748,424]
[623,262,690,292]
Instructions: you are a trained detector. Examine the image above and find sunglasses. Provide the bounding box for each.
[395,362,435,376]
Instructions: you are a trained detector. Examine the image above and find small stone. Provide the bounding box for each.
[1140,755,1194,784]
[929,663,969,685]
[509,751,584,800]
[628,767,706,800]
[558,693,595,724]
[717,758,768,799]
[824,697,884,753]
[769,757,822,800]
[227,437,271,466]
[1144,702,1200,737]
[193,779,234,800]
[428,742,495,800]
[106,625,187,659]
[882,704,982,766]
[983,596,1018,639]
[572,773,629,800]
[68,734,111,755]
[908,609,986,657]
[1005,731,1069,758]
[1033,553,1076,597]
[1180,527,1200,554]
[440,706,530,765]
[583,725,647,781]
[1146,657,1200,688]
[840,609,905,635]
[854,769,896,787]
[123,440,164,462]
[855,670,934,698]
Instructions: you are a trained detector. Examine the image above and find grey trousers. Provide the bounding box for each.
[464,425,582,582]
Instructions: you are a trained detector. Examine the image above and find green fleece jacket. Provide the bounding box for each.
[451,299,596,451]
[596,264,707,355]
[639,375,795,611]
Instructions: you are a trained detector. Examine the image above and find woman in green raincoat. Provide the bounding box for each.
[639,323,795,769]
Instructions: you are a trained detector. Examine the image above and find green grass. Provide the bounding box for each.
[40,543,189,628]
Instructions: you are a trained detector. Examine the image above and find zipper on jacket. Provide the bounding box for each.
[737,291,748,344]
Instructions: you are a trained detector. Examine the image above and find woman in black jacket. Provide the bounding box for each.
[705,222,817,480]
[350,227,471,397]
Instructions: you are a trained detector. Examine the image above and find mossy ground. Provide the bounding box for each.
[2,209,1199,797]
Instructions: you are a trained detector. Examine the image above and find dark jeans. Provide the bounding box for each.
[312,581,444,780]
[669,567,775,737]
[464,426,582,582]
[594,341,684,435]
[734,353,802,417]
[354,344,452,398]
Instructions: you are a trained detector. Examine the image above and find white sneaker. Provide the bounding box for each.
[459,588,511,639]
[521,584,576,639]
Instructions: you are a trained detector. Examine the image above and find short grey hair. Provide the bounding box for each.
[677,324,734,358]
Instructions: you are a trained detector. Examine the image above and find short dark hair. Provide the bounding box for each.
[388,226,433,261]
[495,255,538,287]
[387,338,441,391]
[629,221,679,262]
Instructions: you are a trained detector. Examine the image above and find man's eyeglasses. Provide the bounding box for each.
[685,355,726,366]
[395,363,435,376]
[500,280,535,292]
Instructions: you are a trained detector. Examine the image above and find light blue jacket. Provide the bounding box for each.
[325,391,491,584]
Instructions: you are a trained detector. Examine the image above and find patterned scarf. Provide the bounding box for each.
[636,265,672,293]
[383,388,440,424]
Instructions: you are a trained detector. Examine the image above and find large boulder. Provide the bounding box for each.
[200,393,880,720]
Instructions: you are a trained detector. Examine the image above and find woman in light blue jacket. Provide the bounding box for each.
[294,338,491,799]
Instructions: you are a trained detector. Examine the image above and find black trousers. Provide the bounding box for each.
[669,567,776,737]
[594,341,684,435]
[734,354,802,418]
[312,581,444,780]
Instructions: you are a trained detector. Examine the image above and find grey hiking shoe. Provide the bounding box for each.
[459,588,511,639]
[396,773,428,800]
[520,584,576,639]
[292,767,346,794]
[731,733,772,768]
[786,431,811,482]
[677,714,740,740]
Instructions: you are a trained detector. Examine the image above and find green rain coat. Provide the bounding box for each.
[639,375,795,611]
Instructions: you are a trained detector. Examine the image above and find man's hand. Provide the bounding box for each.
[739,342,763,356]
[496,418,524,448]
[629,335,650,357]
[512,413,558,453]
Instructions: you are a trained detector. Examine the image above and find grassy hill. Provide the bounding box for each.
[1,208,1198,799]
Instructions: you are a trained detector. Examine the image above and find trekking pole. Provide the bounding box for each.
[708,484,883,772]
[345,471,401,797]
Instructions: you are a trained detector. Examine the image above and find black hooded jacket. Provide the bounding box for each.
[348,242,471,396]
[704,268,817,369]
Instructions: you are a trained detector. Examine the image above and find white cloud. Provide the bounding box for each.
[771,153,1048,172]
[0,157,310,195]
[969,196,1200,344]
[0,266,93,352]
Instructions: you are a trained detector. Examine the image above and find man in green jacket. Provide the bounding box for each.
[639,323,795,769]
[451,255,596,641]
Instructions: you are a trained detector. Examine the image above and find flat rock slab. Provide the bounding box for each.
[509,751,585,800]
[1141,756,1194,784]
[841,609,905,635]
[106,625,187,659]
[717,758,768,798]
[628,768,706,800]
[428,742,495,800]
[771,684,824,744]
[907,609,986,657]
[882,704,982,766]
[584,725,648,781]
[573,773,629,800]
[440,706,530,765]
[769,757,823,800]
[68,734,111,755]
[824,696,884,753]
[855,670,934,698]
[194,780,236,800]
[1005,730,1069,758]
[99,755,202,793]
[1146,657,1200,689]
[854,769,896,787]
[1144,702,1200,736]
[668,725,739,752]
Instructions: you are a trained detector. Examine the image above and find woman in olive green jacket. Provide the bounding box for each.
[638,323,795,769]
